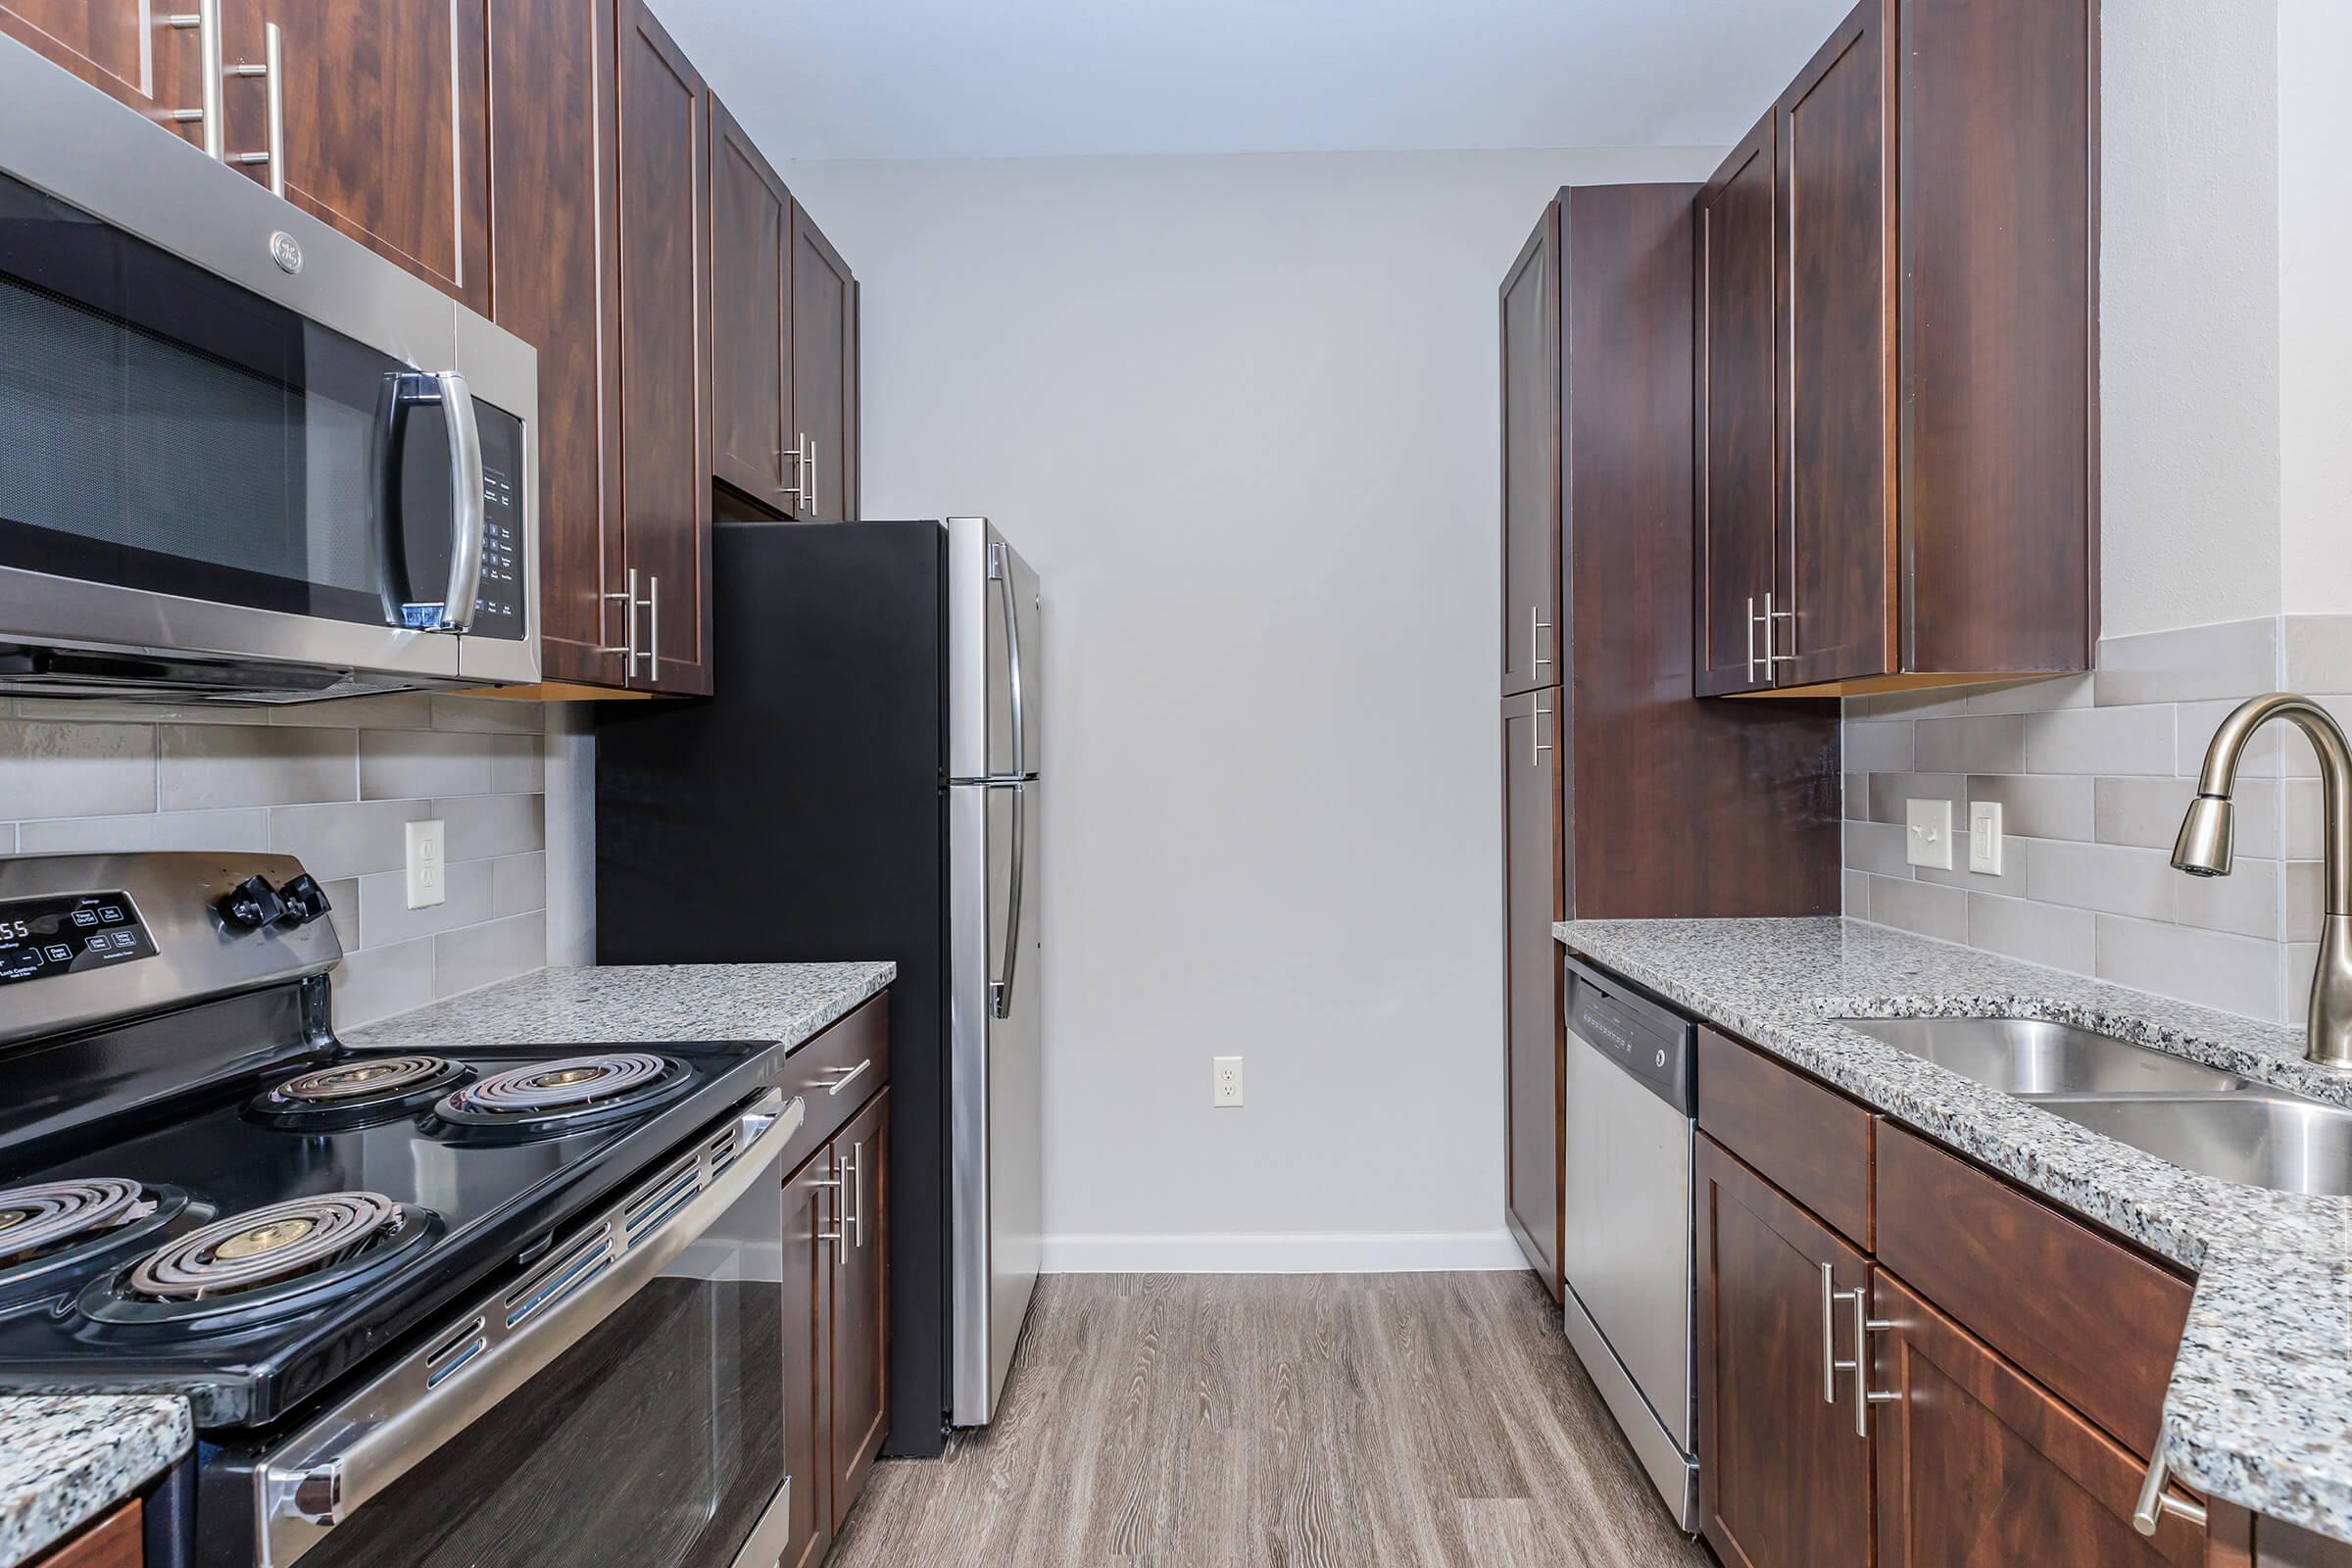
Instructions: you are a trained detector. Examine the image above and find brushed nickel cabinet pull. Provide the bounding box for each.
[227,23,285,196]
[168,0,225,161]
[600,567,638,666]
[2132,1441,2209,1536]
[1532,605,1552,670]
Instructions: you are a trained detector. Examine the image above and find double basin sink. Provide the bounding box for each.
[1832,1015,2352,1197]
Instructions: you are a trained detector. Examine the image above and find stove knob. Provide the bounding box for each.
[218,874,287,931]
[276,874,333,928]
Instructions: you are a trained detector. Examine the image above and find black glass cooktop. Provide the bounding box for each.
[0,1037,783,1430]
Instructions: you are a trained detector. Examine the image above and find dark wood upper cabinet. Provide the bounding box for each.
[1695,1134,1874,1568]
[487,0,626,691]
[220,1,491,315]
[1498,210,1559,699]
[1695,0,2096,700]
[710,93,794,513]
[0,4,210,148]
[1871,1270,2205,1568]
[829,1086,890,1530]
[790,201,859,522]
[1777,1,1895,690]
[1500,690,1562,1298]
[614,0,712,695]
[1693,112,1779,700]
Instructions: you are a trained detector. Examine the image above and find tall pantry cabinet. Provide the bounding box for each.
[1497,185,1841,1297]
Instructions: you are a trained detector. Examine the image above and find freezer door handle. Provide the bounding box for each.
[990,541,1028,778]
[991,780,1026,1020]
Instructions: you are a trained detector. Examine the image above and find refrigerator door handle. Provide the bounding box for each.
[990,781,1026,1020]
[991,541,1028,779]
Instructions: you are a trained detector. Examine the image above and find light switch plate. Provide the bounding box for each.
[1906,799,1954,870]
[1969,800,2004,875]
[405,818,446,909]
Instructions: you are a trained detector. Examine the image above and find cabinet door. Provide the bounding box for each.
[487,0,626,690]
[709,94,792,512]
[780,1147,837,1568]
[1872,1270,2205,1568]
[1774,0,1895,688]
[26,1498,140,1568]
[830,1088,891,1529]
[1501,690,1563,1298]
[1695,1134,1872,1568]
[615,0,712,694]
[219,1,490,314]
[1692,111,1779,698]
[1498,202,1559,699]
[789,200,858,522]
[0,4,208,147]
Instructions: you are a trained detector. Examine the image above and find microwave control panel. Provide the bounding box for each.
[0,892,156,986]
[468,405,526,639]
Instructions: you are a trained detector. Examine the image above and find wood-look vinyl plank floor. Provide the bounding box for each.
[828,1271,1715,1568]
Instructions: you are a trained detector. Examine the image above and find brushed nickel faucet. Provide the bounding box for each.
[2174,693,2352,1068]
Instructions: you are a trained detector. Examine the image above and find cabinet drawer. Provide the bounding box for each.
[771,993,890,1167]
[1697,1027,1874,1247]
[1875,1120,2191,1459]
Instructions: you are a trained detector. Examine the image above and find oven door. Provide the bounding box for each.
[245,1092,801,1568]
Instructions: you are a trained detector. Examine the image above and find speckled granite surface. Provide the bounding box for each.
[342,961,896,1054]
[1555,914,2352,1542]
[0,1396,188,1566]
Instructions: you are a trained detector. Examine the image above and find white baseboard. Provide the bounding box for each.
[1041,1229,1529,1275]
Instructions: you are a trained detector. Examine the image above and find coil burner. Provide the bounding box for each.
[80,1191,435,1329]
[0,1178,192,1305]
[429,1052,690,1140]
[248,1055,472,1130]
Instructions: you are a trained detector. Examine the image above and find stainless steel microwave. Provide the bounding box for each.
[0,32,538,703]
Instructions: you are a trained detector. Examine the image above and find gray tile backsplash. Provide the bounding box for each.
[1841,613,2352,1024]
[0,694,573,1028]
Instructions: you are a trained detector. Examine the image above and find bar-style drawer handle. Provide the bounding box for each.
[2132,1441,2209,1536]
[821,1058,871,1098]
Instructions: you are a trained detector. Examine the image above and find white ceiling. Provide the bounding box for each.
[658,0,1860,163]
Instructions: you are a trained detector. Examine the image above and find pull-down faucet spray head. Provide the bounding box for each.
[2170,794,2234,879]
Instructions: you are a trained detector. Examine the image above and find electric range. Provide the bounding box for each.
[0,854,807,1568]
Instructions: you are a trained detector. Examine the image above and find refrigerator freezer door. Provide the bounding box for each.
[948,516,1043,782]
[949,776,1043,1425]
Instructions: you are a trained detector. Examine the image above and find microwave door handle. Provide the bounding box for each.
[435,370,486,633]
[257,1091,803,1566]
[370,374,421,626]
[991,780,1026,1020]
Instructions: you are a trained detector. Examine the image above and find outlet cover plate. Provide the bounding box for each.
[1969,800,2004,875]
[1906,799,1954,870]
[405,818,446,909]
[1212,1055,1244,1107]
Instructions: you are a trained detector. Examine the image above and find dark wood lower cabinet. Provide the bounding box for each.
[829,1088,890,1530]
[26,1499,140,1568]
[1871,1270,2204,1567]
[1696,1134,1873,1568]
[780,1082,890,1568]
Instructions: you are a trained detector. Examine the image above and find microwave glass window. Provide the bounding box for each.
[0,170,520,637]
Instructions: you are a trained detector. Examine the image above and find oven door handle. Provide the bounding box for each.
[254,1088,802,1568]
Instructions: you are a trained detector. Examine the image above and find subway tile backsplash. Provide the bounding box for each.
[1842,613,2351,1026]
[0,694,570,1029]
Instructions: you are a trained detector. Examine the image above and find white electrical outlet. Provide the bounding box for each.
[1969,800,2005,875]
[405,818,447,909]
[1905,798,1954,870]
[1212,1055,1245,1107]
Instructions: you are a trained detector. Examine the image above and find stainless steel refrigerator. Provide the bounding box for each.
[596,515,1044,1451]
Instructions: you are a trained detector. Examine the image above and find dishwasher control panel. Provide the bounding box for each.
[1564,956,1697,1114]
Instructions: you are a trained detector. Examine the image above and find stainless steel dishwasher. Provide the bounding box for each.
[1558,954,1699,1530]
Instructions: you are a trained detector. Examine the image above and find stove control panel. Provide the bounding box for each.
[0,891,157,986]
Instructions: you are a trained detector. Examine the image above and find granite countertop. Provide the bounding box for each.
[0,1396,189,1566]
[342,960,897,1054]
[1554,914,2352,1542]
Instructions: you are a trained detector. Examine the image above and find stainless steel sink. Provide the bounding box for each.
[2030,1095,2352,1198]
[1830,1014,2352,1196]
[1831,1015,2254,1097]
